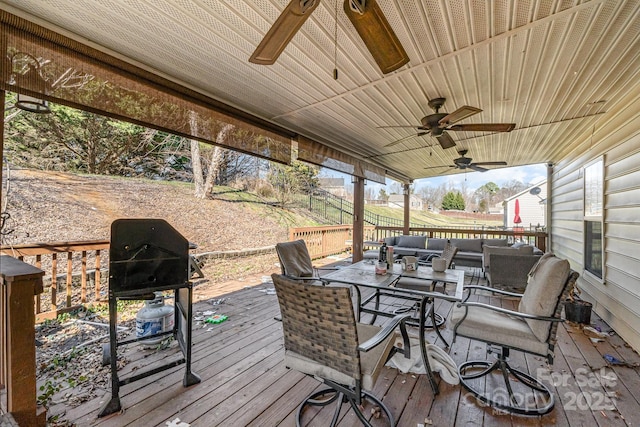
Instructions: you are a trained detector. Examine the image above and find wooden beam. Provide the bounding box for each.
[1,256,46,426]
[1,89,4,209]
[403,183,410,235]
[352,177,365,262]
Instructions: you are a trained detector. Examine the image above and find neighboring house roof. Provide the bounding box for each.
[505,181,547,202]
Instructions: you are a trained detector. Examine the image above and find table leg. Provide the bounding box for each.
[369,289,381,325]
[420,295,440,395]
[427,281,450,348]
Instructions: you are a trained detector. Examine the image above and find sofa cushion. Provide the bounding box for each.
[450,238,483,253]
[426,238,448,251]
[396,235,426,249]
[383,236,398,246]
[483,238,508,247]
[518,254,570,342]
[393,247,418,256]
[455,251,483,262]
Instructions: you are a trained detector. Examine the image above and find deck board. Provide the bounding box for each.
[59,265,640,427]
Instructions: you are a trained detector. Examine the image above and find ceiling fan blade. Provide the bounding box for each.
[435,132,456,149]
[384,131,429,147]
[344,0,409,74]
[249,0,320,65]
[377,125,422,129]
[472,161,508,166]
[448,123,516,132]
[468,164,489,172]
[438,106,482,125]
[424,165,455,170]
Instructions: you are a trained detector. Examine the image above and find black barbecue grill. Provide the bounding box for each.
[99,219,201,417]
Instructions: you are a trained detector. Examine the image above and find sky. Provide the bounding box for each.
[412,163,548,192]
[320,163,548,195]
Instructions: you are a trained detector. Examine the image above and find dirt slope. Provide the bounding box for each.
[1,168,292,252]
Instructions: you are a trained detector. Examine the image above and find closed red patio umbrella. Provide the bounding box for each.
[513,199,522,224]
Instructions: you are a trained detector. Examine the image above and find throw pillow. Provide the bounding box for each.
[426,238,448,251]
[383,236,397,246]
[450,238,483,253]
[397,235,427,249]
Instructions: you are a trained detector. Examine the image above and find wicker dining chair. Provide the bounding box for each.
[272,273,411,427]
[275,239,338,281]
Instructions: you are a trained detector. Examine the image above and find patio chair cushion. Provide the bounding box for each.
[450,303,550,357]
[275,239,314,277]
[284,323,396,391]
[518,253,571,341]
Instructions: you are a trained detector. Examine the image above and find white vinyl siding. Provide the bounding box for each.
[551,100,640,352]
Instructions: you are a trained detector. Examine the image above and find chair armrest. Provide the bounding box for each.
[462,285,524,301]
[314,266,340,271]
[456,301,563,322]
[358,314,412,359]
[282,274,327,285]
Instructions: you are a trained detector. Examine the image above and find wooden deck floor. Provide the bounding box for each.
[61,264,640,427]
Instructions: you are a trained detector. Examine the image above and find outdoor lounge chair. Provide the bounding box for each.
[272,273,411,426]
[450,253,579,415]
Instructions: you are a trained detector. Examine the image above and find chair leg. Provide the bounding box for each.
[296,387,395,426]
[458,348,554,415]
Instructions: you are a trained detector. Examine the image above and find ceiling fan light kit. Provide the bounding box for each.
[250,0,409,74]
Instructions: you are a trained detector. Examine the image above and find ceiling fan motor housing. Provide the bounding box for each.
[421,113,448,131]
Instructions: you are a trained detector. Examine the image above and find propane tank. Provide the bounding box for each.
[135,292,174,345]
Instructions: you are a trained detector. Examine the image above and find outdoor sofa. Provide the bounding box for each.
[364,235,514,268]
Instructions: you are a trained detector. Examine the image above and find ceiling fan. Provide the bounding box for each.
[425,149,508,173]
[249,0,409,74]
[380,97,516,150]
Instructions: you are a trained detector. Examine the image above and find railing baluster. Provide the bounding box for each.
[51,253,57,311]
[95,249,102,301]
[81,250,87,303]
[66,252,73,308]
[35,254,42,314]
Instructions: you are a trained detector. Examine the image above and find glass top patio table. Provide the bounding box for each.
[322,260,465,394]
[335,260,465,301]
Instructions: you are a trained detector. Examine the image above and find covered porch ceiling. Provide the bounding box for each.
[1,0,639,183]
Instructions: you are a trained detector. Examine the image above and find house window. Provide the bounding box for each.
[584,159,603,279]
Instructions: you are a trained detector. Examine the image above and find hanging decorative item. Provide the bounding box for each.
[15,93,50,113]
